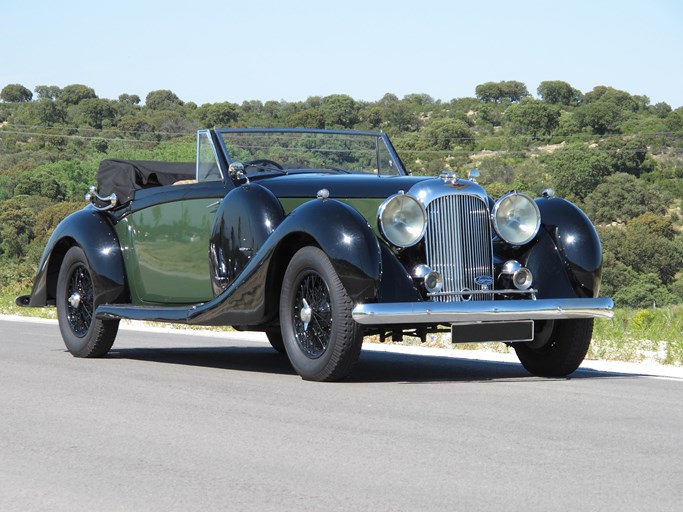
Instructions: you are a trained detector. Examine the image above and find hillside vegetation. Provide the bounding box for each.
[1,80,682,310]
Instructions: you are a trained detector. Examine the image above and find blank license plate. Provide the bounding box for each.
[451,321,534,344]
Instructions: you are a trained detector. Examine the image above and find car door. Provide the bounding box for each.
[115,182,227,305]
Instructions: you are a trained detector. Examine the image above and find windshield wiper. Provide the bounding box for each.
[243,160,287,175]
[321,163,351,174]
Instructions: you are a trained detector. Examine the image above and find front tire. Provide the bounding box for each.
[265,329,286,354]
[56,246,119,357]
[279,247,363,381]
[514,319,593,377]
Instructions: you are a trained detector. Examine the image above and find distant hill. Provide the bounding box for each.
[1,80,682,307]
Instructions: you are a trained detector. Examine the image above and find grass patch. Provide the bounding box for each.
[592,306,683,365]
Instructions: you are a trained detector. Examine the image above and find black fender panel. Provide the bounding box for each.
[209,184,285,296]
[282,198,382,302]
[188,198,381,326]
[378,243,422,303]
[534,196,603,298]
[26,206,127,307]
[521,228,577,299]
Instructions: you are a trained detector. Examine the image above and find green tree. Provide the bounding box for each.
[575,101,623,135]
[14,170,65,200]
[59,84,97,105]
[475,81,529,103]
[537,80,582,105]
[613,273,679,308]
[9,98,67,127]
[601,137,650,177]
[145,89,184,110]
[419,119,474,151]
[321,94,358,128]
[33,201,82,246]
[116,114,155,140]
[195,102,239,127]
[118,93,141,105]
[403,93,435,107]
[1,83,33,103]
[75,98,117,129]
[0,198,36,260]
[503,99,560,138]
[385,100,420,132]
[357,105,384,129]
[544,149,612,200]
[665,108,683,133]
[475,82,502,103]
[34,85,61,100]
[600,219,683,285]
[583,173,667,223]
[650,102,671,118]
[576,87,639,134]
[629,212,677,240]
[285,108,325,129]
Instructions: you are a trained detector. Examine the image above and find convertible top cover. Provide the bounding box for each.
[97,159,195,204]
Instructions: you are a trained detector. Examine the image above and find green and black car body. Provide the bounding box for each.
[18,128,613,381]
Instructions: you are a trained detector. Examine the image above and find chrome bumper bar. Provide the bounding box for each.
[352,298,614,325]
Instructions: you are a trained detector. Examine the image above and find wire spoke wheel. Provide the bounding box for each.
[280,246,364,381]
[57,246,119,358]
[292,272,332,359]
[65,264,94,338]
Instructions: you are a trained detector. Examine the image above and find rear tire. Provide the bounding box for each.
[56,246,119,357]
[514,319,593,377]
[279,247,363,381]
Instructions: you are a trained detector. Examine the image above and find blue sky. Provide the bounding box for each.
[3,0,682,107]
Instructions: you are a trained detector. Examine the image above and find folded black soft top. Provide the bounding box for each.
[97,159,195,204]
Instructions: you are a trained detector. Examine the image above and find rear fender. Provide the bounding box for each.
[26,206,127,307]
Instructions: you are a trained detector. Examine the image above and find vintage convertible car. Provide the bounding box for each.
[18,128,613,381]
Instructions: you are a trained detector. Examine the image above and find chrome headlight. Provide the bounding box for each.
[492,192,541,245]
[378,193,427,248]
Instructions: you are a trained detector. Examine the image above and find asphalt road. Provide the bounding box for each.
[1,317,682,512]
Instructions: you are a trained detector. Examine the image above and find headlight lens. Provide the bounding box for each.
[378,193,427,247]
[492,192,541,245]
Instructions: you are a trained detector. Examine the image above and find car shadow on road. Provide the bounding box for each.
[109,343,640,383]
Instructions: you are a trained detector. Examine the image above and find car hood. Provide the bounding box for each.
[254,173,433,199]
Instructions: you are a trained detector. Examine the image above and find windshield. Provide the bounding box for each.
[217,129,404,176]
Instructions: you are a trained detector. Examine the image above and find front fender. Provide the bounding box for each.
[189,197,381,326]
[276,198,382,302]
[533,196,603,298]
[25,206,127,307]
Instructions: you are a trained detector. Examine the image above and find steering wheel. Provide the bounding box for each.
[244,159,284,170]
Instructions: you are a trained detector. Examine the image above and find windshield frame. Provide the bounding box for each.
[214,128,408,180]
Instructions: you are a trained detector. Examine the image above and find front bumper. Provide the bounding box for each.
[351,298,614,325]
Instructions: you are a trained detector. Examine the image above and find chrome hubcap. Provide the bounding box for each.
[68,292,81,309]
[300,298,312,330]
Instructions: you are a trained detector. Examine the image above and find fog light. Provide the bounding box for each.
[512,268,533,290]
[424,271,444,293]
[500,260,533,291]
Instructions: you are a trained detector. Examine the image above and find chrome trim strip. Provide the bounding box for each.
[352,298,614,325]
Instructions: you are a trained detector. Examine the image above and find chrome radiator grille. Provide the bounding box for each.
[425,194,494,302]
